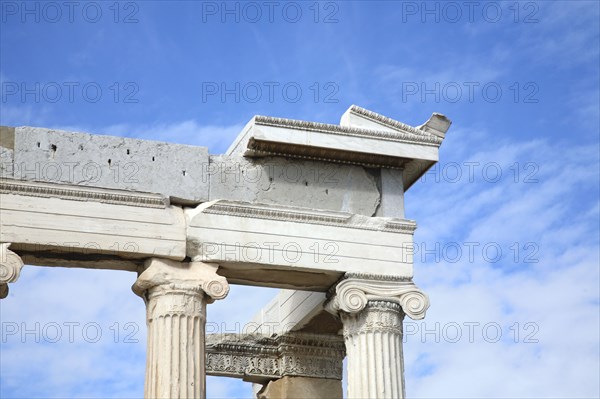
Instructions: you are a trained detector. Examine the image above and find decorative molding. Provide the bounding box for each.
[382,220,418,233]
[341,273,413,283]
[203,201,349,225]
[345,105,438,138]
[253,114,443,146]
[246,142,408,169]
[325,275,430,320]
[341,301,405,336]
[205,333,345,381]
[133,258,230,303]
[0,243,24,299]
[0,178,168,208]
[202,201,417,234]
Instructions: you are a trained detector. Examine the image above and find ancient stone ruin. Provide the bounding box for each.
[0,105,451,398]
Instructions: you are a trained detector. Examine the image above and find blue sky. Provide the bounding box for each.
[1,1,599,398]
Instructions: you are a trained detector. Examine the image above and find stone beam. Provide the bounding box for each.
[185,200,417,290]
[205,333,345,383]
[0,126,210,204]
[207,155,380,217]
[257,376,342,399]
[0,178,185,271]
[250,290,340,335]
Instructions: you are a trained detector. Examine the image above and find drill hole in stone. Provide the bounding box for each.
[152,156,155,161]
[37,142,40,148]
[127,149,130,155]
[79,145,84,150]
[50,144,57,152]
[182,170,186,176]
[108,159,112,166]
[304,181,309,186]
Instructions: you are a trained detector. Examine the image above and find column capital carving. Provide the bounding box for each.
[325,273,430,320]
[0,243,24,299]
[132,258,229,303]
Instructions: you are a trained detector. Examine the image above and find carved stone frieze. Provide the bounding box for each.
[205,333,345,382]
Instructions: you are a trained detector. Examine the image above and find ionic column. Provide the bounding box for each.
[0,243,24,299]
[133,258,229,399]
[326,274,430,399]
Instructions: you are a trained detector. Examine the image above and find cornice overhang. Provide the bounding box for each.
[227,105,451,190]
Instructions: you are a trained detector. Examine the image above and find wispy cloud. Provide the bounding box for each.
[404,125,600,398]
[0,268,279,398]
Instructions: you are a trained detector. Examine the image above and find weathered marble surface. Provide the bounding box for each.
[205,332,345,382]
[133,258,229,398]
[325,274,430,399]
[258,376,342,399]
[1,105,450,213]
[209,155,380,216]
[185,200,417,289]
[1,105,450,399]
[1,126,210,204]
[0,179,186,270]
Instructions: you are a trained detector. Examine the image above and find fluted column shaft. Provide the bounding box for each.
[342,301,405,398]
[145,286,206,398]
[133,258,229,399]
[326,274,430,399]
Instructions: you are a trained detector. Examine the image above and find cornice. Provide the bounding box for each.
[340,273,413,284]
[246,140,409,169]
[253,114,443,146]
[345,105,439,139]
[0,178,168,208]
[201,201,417,234]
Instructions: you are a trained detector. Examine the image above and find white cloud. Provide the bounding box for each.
[0,267,279,398]
[403,126,600,398]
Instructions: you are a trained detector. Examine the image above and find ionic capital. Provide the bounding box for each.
[325,273,430,320]
[0,243,24,299]
[132,258,229,303]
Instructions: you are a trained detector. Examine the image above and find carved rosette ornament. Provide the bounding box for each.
[133,258,229,399]
[326,274,430,399]
[0,243,24,299]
